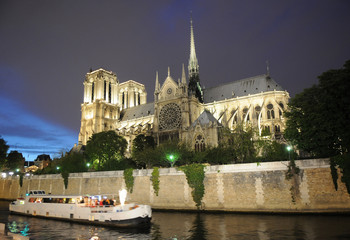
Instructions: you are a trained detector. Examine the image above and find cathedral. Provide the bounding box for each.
[78,19,289,152]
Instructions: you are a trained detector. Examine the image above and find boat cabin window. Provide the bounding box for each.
[28,190,45,195]
[42,197,78,204]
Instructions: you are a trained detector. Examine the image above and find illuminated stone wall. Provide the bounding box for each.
[1,158,350,213]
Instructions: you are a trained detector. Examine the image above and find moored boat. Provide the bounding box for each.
[9,190,151,228]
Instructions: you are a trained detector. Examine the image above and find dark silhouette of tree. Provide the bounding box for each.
[285,60,350,157]
[0,137,9,169]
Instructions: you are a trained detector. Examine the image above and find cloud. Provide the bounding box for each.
[0,95,77,161]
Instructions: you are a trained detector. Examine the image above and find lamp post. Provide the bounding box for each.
[167,154,177,167]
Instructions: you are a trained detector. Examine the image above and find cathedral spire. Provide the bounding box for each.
[188,16,199,77]
[188,16,203,103]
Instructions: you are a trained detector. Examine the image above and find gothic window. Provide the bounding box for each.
[138,93,141,105]
[195,135,205,152]
[275,125,281,132]
[255,106,261,120]
[109,83,112,103]
[104,80,107,100]
[91,83,94,102]
[122,92,125,106]
[159,103,182,130]
[267,104,275,119]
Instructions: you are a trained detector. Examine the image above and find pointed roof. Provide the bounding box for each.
[188,17,199,76]
[191,109,221,128]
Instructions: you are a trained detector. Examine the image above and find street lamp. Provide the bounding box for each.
[166,154,177,167]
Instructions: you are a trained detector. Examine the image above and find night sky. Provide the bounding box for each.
[1,0,349,162]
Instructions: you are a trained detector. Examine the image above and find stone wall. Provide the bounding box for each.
[1,159,350,213]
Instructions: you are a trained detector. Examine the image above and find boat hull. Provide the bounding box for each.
[9,210,151,229]
[9,196,152,229]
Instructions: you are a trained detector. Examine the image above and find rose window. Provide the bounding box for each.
[159,103,181,130]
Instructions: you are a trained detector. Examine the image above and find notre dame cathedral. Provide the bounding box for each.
[78,19,289,152]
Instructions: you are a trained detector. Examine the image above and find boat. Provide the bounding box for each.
[9,189,152,228]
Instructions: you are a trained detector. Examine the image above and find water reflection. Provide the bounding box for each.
[1,200,350,240]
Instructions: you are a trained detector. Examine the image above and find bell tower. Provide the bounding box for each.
[78,68,120,145]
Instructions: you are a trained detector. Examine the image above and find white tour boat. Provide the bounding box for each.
[9,189,152,228]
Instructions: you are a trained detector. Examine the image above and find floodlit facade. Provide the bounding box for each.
[78,19,289,151]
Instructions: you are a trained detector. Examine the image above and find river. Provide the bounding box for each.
[1,200,350,239]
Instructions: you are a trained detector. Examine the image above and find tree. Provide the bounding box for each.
[6,151,24,170]
[60,152,86,173]
[219,125,257,163]
[285,60,350,157]
[131,134,157,168]
[85,131,127,171]
[0,137,9,169]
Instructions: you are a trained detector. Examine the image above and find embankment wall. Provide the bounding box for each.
[1,159,349,213]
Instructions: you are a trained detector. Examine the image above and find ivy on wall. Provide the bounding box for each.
[179,163,205,209]
[330,154,350,194]
[61,171,69,189]
[124,168,134,193]
[19,173,23,188]
[285,159,300,203]
[151,167,160,196]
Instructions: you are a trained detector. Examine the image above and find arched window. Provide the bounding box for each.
[109,82,112,103]
[91,83,95,102]
[255,106,261,120]
[104,80,107,100]
[267,104,275,119]
[195,135,205,152]
[275,125,281,132]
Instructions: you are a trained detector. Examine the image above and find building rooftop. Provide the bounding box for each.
[120,102,155,121]
[203,74,284,103]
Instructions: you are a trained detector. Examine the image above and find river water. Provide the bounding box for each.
[1,200,350,240]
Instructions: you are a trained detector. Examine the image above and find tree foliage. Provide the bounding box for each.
[6,151,25,170]
[60,152,86,173]
[131,134,156,168]
[85,131,127,171]
[219,125,257,163]
[285,60,350,157]
[0,137,9,169]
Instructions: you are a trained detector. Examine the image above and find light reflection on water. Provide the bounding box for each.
[2,201,350,240]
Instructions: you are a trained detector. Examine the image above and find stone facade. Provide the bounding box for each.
[1,159,350,213]
[78,19,289,150]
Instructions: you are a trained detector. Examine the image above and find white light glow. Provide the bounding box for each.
[1,173,6,178]
[119,189,127,205]
[9,172,14,176]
